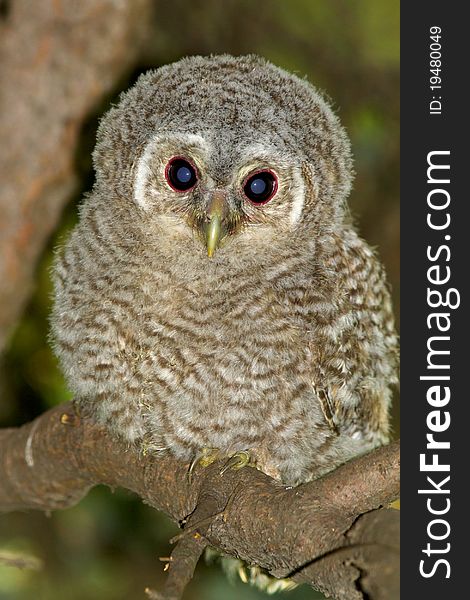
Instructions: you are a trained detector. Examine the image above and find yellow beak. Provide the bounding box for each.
[206,214,221,258]
[205,191,225,258]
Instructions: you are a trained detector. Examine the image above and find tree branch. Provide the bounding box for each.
[0,0,152,353]
[0,403,399,600]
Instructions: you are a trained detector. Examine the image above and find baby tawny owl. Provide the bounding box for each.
[51,55,398,487]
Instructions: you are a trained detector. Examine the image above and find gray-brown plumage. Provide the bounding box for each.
[51,55,398,487]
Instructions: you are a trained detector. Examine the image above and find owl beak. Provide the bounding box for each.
[206,214,221,258]
[205,191,226,258]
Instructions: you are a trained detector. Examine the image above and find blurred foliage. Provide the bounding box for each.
[0,0,399,598]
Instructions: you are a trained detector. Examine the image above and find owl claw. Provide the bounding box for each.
[198,447,221,467]
[219,450,252,475]
[187,447,221,482]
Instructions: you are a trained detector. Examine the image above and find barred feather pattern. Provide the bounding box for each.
[51,55,398,487]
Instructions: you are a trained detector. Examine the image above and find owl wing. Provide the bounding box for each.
[312,228,398,445]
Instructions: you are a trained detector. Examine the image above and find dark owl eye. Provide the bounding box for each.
[165,157,198,192]
[243,169,278,204]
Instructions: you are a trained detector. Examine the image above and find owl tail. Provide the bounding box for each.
[204,547,297,594]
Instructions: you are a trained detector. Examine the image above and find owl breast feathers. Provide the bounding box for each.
[51,54,398,486]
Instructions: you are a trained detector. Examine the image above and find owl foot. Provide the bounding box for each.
[198,447,221,467]
[187,447,221,482]
[205,548,297,593]
[219,450,252,475]
[188,448,253,482]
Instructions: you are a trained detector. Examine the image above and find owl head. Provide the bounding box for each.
[92,55,353,260]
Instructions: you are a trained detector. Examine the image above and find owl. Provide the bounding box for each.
[51,55,398,488]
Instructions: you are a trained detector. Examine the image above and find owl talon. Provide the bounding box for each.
[198,447,221,468]
[187,447,221,482]
[220,450,252,475]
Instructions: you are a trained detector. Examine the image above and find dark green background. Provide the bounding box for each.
[0,1,399,598]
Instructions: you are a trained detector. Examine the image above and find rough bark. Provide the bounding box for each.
[0,0,152,353]
[0,403,400,600]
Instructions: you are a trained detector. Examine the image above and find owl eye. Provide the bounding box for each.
[243,169,278,205]
[165,157,198,192]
